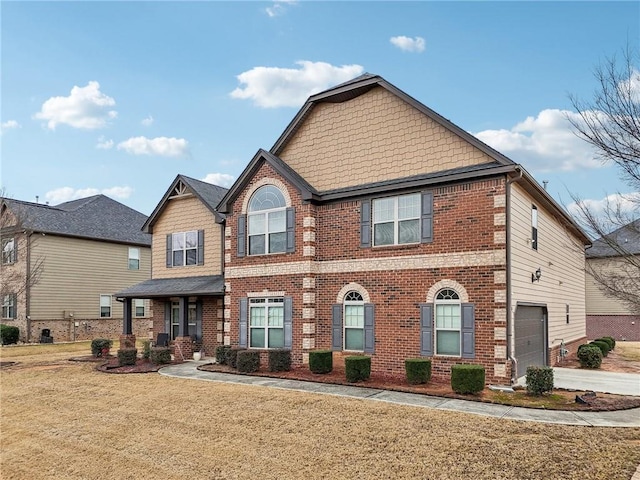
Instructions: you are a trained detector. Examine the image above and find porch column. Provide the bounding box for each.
[173,296,193,360]
[122,298,133,335]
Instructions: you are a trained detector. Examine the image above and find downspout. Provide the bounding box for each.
[25,231,32,343]
[506,166,523,384]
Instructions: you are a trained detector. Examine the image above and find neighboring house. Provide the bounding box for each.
[0,195,151,342]
[585,220,640,341]
[115,175,228,359]
[216,74,590,383]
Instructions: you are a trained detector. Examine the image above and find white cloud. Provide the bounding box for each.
[141,115,154,126]
[230,61,364,108]
[45,185,133,204]
[265,0,296,17]
[34,81,117,130]
[117,136,189,157]
[390,36,426,53]
[567,192,640,227]
[618,68,640,103]
[201,173,235,188]
[474,109,602,172]
[96,136,114,150]
[1,120,21,133]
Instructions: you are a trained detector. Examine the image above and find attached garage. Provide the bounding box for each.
[514,305,547,377]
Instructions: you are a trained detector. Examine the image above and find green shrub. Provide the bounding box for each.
[404,358,432,385]
[142,340,151,359]
[451,364,485,394]
[597,337,614,351]
[0,324,19,345]
[236,350,260,373]
[590,340,610,357]
[309,350,333,374]
[227,347,246,369]
[91,338,113,357]
[577,344,602,368]
[215,345,231,365]
[150,347,171,365]
[525,366,554,395]
[268,349,292,372]
[602,336,616,350]
[117,348,138,366]
[345,355,371,382]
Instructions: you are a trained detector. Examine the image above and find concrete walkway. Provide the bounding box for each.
[159,361,639,428]
[552,367,640,396]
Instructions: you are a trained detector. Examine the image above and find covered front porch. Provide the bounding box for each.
[115,275,225,361]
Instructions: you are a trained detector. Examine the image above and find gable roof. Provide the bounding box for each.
[143,174,229,232]
[1,195,151,246]
[587,219,640,258]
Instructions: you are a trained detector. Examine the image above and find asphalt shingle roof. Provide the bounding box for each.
[114,275,224,298]
[2,195,151,246]
[587,219,640,258]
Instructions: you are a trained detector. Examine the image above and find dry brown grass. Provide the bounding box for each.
[1,344,639,480]
[617,341,640,362]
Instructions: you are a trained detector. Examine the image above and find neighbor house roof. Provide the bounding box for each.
[587,219,640,258]
[143,174,229,232]
[1,195,151,246]
[114,275,225,298]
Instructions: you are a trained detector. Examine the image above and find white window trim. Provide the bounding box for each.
[248,208,287,255]
[343,292,364,352]
[134,299,145,317]
[2,294,15,319]
[2,237,16,265]
[249,297,284,349]
[172,231,198,267]
[100,294,112,318]
[170,301,197,340]
[128,247,140,270]
[531,205,538,251]
[434,292,461,357]
[372,193,421,247]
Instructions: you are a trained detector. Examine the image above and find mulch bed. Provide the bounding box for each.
[70,355,177,374]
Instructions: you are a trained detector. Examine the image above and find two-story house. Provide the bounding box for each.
[0,195,151,342]
[216,74,590,383]
[115,175,228,359]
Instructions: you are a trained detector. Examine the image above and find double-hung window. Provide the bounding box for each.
[373,193,421,246]
[172,231,198,266]
[128,247,140,270]
[435,289,461,356]
[2,294,16,319]
[249,298,284,349]
[248,186,287,255]
[2,238,16,264]
[344,292,365,351]
[531,205,538,250]
[100,295,112,318]
[134,299,145,317]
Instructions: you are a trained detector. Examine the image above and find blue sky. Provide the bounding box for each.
[1,1,638,222]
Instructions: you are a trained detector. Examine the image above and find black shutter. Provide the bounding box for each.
[363,303,375,354]
[420,303,433,356]
[166,234,172,267]
[239,298,248,348]
[284,296,293,349]
[164,302,171,337]
[286,207,295,253]
[421,192,433,243]
[237,215,246,258]
[11,293,17,319]
[461,303,475,359]
[331,304,343,351]
[360,199,371,247]
[196,300,203,341]
[197,230,205,265]
[14,239,17,263]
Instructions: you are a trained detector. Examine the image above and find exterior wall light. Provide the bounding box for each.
[531,268,542,283]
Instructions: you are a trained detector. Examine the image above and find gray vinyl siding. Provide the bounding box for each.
[29,235,151,320]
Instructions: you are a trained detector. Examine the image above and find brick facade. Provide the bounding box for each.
[586,315,640,342]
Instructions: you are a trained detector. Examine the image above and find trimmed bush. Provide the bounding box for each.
[150,347,171,365]
[117,348,138,366]
[236,350,260,373]
[0,324,19,345]
[345,355,371,382]
[597,337,614,351]
[451,364,485,394]
[268,349,292,372]
[91,338,113,357]
[404,358,432,385]
[590,340,610,357]
[215,345,231,365]
[309,350,333,374]
[142,340,151,360]
[525,366,554,395]
[227,347,246,369]
[577,344,602,369]
[602,336,616,350]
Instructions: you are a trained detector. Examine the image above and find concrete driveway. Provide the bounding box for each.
[552,368,640,396]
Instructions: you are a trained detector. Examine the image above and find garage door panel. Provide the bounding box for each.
[514,306,546,377]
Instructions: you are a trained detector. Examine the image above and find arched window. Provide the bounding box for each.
[435,289,461,356]
[344,291,364,351]
[248,185,287,255]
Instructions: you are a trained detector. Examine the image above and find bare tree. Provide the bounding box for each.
[566,47,640,312]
